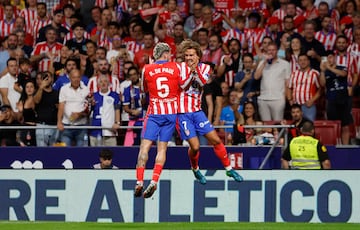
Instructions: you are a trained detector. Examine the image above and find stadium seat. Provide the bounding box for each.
[313,120,341,145]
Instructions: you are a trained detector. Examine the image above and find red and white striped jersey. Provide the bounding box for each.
[348,44,360,74]
[90,27,107,46]
[99,39,113,50]
[0,6,19,21]
[302,6,319,20]
[245,28,266,55]
[32,18,52,44]
[290,54,300,74]
[178,63,210,113]
[0,19,15,38]
[20,8,37,32]
[31,41,63,72]
[288,68,320,105]
[221,29,246,47]
[87,75,120,94]
[63,30,91,44]
[344,28,353,44]
[61,21,71,31]
[272,7,303,31]
[124,38,143,54]
[95,0,128,10]
[314,31,337,51]
[142,61,191,115]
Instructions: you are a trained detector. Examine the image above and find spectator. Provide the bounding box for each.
[122,66,144,146]
[53,46,71,79]
[34,71,59,146]
[286,37,304,73]
[87,58,120,94]
[254,36,273,61]
[286,103,312,142]
[320,50,353,145]
[246,11,266,55]
[220,81,230,108]
[57,69,90,147]
[314,15,337,51]
[19,0,37,35]
[93,148,118,169]
[184,1,203,38]
[287,53,321,121]
[0,57,20,113]
[201,62,222,126]
[16,80,36,146]
[62,4,76,31]
[315,2,340,34]
[0,4,16,39]
[282,121,331,169]
[301,20,326,71]
[301,0,319,20]
[106,34,134,81]
[133,32,154,70]
[220,89,244,144]
[133,0,157,34]
[86,6,102,33]
[15,57,32,92]
[222,15,247,51]
[15,29,33,58]
[0,104,22,146]
[277,32,290,60]
[254,42,290,121]
[118,61,135,145]
[32,2,52,43]
[242,101,261,144]
[154,0,182,37]
[37,9,68,44]
[89,75,121,147]
[65,22,91,57]
[0,33,17,75]
[30,27,63,73]
[53,58,89,91]
[217,38,242,88]
[195,28,209,53]
[202,34,223,67]
[82,40,98,78]
[234,53,260,107]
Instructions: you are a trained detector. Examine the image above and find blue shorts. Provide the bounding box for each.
[142,114,177,142]
[178,111,214,140]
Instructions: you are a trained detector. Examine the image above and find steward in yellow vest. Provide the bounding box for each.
[282,121,331,169]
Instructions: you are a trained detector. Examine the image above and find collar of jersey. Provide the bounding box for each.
[154,60,168,64]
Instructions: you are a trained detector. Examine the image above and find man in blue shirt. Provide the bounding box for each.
[53,58,88,91]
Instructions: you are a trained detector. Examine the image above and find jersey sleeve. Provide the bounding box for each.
[141,67,148,93]
[317,141,329,162]
[177,62,193,89]
[194,63,210,87]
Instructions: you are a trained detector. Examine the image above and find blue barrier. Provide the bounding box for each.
[0,146,358,169]
[0,146,281,169]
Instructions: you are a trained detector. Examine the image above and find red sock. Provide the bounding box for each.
[188,148,199,170]
[136,167,145,183]
[152,163,163,183]
[213,143,230,167]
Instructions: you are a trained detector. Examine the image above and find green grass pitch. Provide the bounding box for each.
[0,222,360,230]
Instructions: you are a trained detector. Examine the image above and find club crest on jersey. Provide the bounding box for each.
[185,129,190,136]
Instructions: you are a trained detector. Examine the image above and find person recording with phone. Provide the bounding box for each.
[234,53,260,108]
[34,71,59,146]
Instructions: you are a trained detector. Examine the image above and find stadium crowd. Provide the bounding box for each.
[0,0,359,147]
